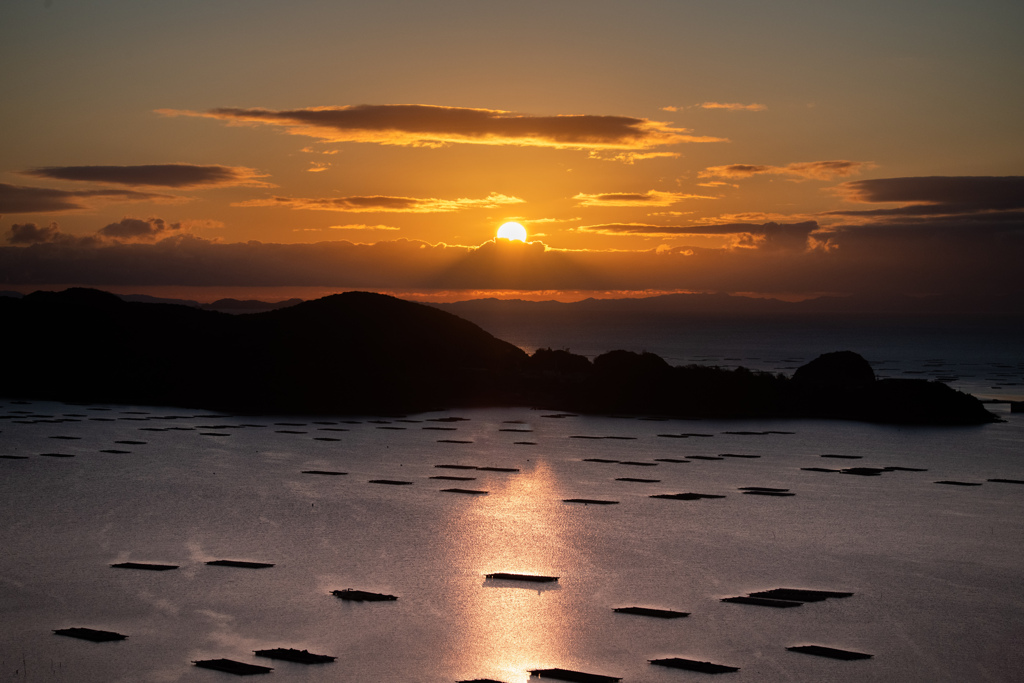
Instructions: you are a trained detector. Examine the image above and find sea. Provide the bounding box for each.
[1,319,1022,683]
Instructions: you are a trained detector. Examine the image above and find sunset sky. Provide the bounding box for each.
[2,0,1022,302]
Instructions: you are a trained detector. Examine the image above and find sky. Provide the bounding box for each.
[2,0,1022,303]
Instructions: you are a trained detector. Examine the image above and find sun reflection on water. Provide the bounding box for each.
[442,461,591,682]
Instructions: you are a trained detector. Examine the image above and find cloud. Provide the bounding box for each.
[4,222,102,247]
[828,176,1024,218]
[701,160,874,181]
[573,190,713,207]
[0,183,178,214]
[698,102,767,112]
[2,221,1021,299]
[98,217,185,241]
[21,164,271,188]
[233,192,524,213]
[329,224,401,231]
[575,221,820,250]
[158,104,725,150]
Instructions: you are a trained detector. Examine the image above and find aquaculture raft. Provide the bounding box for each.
[254,647,336,663]
[193,658,273,675]
[332,589,398,601]
[486,572,558,583]
[613,606,689,618]
[529,667,621,682]
[787,645,873,660]
[111,562,178,570]
[53,627,127,642]
[206,560,274,569]
[650,657,739,673]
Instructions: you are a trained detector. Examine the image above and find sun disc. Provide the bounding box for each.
[497,222,527,242]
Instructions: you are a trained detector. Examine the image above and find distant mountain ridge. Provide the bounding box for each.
[0,288,998,423]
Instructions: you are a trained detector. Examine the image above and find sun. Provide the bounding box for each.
[496,222,527,242]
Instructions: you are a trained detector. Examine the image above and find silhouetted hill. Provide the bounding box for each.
[0,289,998,423]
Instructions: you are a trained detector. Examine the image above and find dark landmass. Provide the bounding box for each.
[0,288,998,424]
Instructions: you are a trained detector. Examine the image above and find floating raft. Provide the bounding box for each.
[194,659,272,675]
[254,647,336,664]
[486,572,558,583]
[369,479,413,485]
[618,461,657,467]
[332,589,398,601]
[689,455,725,460]
[649,658,739,673]
[302,470,347,475]
[654,458,689,463]
[583,458,619,463]
[563,499,619,505]
[431,475,477,481]
[54,627,127,642]
[614,606,689,619]
[721,596,802,608]
[650,492,725,500]
[615,478,660,483]
[441,488,488,495]
[989,478,1024,484]
[459,679,507,683]
[742,490,795,497]
[787,645,872,660]
[206,560,274,569]
[935,480,982,486]
[723,588,852,607]
[719,453,760,458]
[111,562,178,571]
[529,667,621,682]
[750,588,853,602]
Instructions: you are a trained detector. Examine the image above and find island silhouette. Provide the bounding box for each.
[0,288,997,424]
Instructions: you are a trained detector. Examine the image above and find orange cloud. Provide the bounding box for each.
[158,104,724,150]
[574,221,820,250]
[573,190,713,207]
[698,102,767,111]
[22,164,271,188]
[233,192,524,213]
[701,160,874,180]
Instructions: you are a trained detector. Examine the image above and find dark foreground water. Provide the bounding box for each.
[1,398,1022,682]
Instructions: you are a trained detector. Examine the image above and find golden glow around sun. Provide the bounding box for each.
[496,222,527,242]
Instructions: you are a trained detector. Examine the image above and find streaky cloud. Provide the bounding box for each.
[575,221,820,250]
[573,190,713,207]
[698,102,767,111]
[701,160,874,180]
[22,164,272,188]
[158,104,725,150]
[0,183,179,214]
[829,176,1024,216]
[233,192,524,213]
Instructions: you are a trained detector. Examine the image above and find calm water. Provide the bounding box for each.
[1,398,1022,682]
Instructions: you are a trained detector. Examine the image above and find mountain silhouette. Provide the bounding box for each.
[0,289,997,423]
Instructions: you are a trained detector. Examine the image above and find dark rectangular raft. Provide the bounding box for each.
[441,488,489,495]
[302,470,347,475]
[650,658,739,673]
[787,645,873,660]
[723,588,853,607]
[194,659,273,675]
[486,572,558,583]
[206,560,274,569]
[529,667,621,682]
[332,589,398,601]
[563,499,619,505]
[651,493,725,500]
[613,606,689,618]
[53,627,127,642]
[111,562,179,571]
[254,648,336,664]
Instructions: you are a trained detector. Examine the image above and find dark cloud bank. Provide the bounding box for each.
[2,177,1020,305]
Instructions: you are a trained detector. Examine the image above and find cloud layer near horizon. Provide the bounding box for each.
[701,160,874,180]
[4,212,1020,298]
[158,104,724,150]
